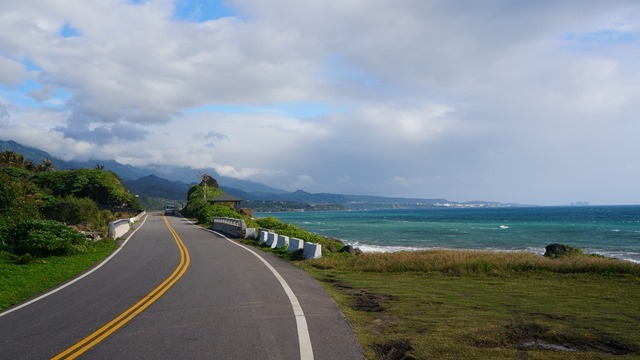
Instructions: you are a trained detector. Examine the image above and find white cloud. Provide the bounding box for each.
[293,175,315,189]
[0,56,27,86]
[356,103,457,144]
[211,164,285,180]
[337,175,351,183]
[392,176,408,187]
[1,0,640,204]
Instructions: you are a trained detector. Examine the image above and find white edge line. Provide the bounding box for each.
[182,217,314,360]
[0,214,149,318]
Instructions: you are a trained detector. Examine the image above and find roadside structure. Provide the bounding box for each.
[208,193,243,211]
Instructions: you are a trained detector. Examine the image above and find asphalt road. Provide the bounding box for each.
[0,213,364,359]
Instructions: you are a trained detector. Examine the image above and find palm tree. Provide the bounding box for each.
[37,159,54,172]
[0,150,27,167]
[0,150,20,166]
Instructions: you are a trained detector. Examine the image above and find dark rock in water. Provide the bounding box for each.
[339,245,363,255]
[544,243,583,258]
[339,245,355,253]
[544,244,564,257]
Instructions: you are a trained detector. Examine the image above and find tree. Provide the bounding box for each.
[36,159,54,172]
[0,150,52,172]
[0,150,25,167]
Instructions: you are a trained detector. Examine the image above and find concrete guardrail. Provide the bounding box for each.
[303,242,322,259]
[287,237,305,253]
[254,229,322,259]
[266,232,278,248]
[259,230,269,244]
[276,235,289,249]
[245,227,257,239]
[108,211,146,239]
[212,217,247,238]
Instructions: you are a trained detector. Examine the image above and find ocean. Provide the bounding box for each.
[265,205,640,263]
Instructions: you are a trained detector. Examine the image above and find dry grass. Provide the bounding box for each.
[299,250,640,359]
[308,250,640,276]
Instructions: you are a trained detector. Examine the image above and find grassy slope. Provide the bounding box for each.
[0,239,116,310]
[299,251,640,359]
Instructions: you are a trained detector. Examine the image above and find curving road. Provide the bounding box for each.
[0,213,364,359]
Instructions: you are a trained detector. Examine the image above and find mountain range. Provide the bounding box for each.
[1,139,509,208]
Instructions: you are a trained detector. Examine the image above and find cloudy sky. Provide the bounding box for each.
[1,0,639,205]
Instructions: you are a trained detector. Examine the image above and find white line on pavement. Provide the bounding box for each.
[0,215,149,318]
[186,217,314,360]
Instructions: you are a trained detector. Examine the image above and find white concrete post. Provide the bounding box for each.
[303,242,322,259]
[287,238,305,253]
[259,230,269,244]
[266,232,278,248]
[276,235,289,249]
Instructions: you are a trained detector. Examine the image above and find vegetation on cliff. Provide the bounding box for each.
[0,150,141,309]
[183,175,344,254]
[182,174,225,223]
[0,150,141,262]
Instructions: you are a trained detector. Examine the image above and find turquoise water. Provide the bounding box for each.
[266,206,640,263]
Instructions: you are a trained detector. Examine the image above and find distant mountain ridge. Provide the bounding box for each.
[122,174,191,201]
[1,139,512,207]
[0,139,286,195]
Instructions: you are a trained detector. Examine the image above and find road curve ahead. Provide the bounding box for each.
[0,213,364,359]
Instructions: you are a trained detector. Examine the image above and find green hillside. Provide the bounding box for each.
[1,150,142,261]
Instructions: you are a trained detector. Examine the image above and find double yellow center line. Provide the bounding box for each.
[53,216,190,359]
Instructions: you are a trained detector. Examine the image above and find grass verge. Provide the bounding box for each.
[296,250,640,359]
[0,239,116,311]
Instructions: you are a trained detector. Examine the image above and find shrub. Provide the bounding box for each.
[42,196,111,232]
[33,169,142,210]
[184,183,223,217]
[198,204,243,225]
[5,219,88,257]
[0,173,44,247]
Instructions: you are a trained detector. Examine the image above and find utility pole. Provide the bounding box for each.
[203,174,207,203]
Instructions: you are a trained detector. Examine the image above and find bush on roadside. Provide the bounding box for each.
[198,204,244,225]
[33,169,143,210]
[0,171,44,245]
[42,196,112,233]
[184,182,223,218]
[4,219,88,257]
[256,217,344,253]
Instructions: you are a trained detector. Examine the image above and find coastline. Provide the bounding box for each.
[298,252,640,358]
[343,242,640,264]
[267,205,640,264]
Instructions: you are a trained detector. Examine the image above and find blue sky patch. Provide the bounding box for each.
[187,102,348,118]
[1,81,71,109]
[60,23,82,38]
[0,86,38,108]
[324,55,381,88]
[173,0,235,22]
[46,88,72,109]
[562,30,637,50]
[23,58,43,72]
